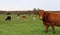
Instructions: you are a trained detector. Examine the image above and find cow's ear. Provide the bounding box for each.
[44,12,50,15]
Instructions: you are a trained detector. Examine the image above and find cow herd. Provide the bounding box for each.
[5,10,60,33]
[5,14,37,21]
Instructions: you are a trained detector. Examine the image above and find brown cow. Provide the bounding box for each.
[38,10,60,33]
[22,16,27,20]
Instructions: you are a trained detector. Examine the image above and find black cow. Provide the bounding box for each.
[5,16,11,21]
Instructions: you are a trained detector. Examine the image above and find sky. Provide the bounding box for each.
[0,0,60,11]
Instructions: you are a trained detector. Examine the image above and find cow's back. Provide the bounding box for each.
[46,12,60,26]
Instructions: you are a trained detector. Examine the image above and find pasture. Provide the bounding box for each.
[0,14,60,35]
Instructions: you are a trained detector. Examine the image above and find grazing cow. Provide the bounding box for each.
[38,10,60,33]
[16,16,19,20]
[22,16,27,20]
[17,13,20,16]
[16,14,20,20]
[5,15,11,21]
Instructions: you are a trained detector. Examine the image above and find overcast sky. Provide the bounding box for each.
[0,0,60,11]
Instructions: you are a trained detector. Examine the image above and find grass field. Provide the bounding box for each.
[0,14,60,35]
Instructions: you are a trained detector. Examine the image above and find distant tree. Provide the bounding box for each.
[33,8,37,15]
[33,8,36,11]
[37,8,40,11]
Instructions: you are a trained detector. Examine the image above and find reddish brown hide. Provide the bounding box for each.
[38,10,60,33]
[22,16,27,20]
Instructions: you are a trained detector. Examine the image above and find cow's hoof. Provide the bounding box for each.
[44,31,48,33]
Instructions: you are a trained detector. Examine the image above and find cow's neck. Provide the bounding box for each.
[42,12,48,22]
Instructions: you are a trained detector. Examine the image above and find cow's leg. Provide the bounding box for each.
[45,25,49,33]
[51,26,55,34]
[43,22,49,33]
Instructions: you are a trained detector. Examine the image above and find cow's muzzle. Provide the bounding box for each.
[40,17,43,20]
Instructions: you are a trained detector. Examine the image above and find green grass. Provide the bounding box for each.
[0,14,60,35]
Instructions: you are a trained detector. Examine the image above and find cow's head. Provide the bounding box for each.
[38,10,46,20]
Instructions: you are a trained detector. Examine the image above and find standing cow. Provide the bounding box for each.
[38,10,60,33]
[5,13,11,21]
